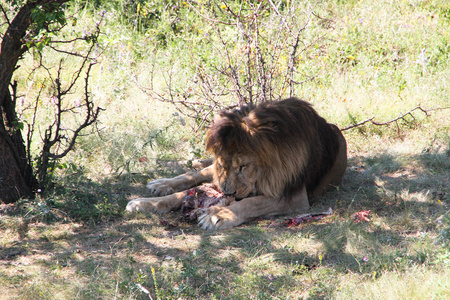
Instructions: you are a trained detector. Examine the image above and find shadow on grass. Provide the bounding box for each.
[1,151,449,299]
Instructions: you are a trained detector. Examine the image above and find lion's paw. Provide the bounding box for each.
[146,179,175,197]
[126,199,146,212]
[126,198,172,214]
[198,206,243,230]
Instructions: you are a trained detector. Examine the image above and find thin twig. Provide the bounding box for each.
[0,4,11,26]
[187,0,237,25]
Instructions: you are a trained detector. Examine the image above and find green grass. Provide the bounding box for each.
[1,0,450,299]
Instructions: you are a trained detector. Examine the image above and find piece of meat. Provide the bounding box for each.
[284,208,333,227]
[352,210,371,223]
[180,183,235,222]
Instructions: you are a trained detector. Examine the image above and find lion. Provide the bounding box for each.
[126,97,347,230]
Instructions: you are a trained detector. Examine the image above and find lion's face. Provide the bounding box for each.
[214,154,261,199]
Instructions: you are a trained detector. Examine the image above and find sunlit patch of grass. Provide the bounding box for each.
[336,265,450,300]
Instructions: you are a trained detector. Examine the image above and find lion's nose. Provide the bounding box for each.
[221,186,236,196]
[220,182,235,196]
[220,180,236,196]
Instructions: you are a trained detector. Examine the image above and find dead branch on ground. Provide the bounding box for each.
[341,105,450,132]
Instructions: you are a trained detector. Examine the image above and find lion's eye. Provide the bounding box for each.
[239,164,247,172]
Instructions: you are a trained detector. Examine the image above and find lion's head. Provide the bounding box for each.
[213,153,260,199]
[205,98,347,202]
[205,105,263,198]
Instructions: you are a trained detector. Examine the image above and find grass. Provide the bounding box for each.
[1,143,449,299]
[1,0,450,299]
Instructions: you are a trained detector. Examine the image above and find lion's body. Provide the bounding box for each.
[126,98,347,229]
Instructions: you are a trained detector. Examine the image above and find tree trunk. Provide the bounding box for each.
[0,83,37,203]
[0,127,33,203]
[0,1,61,203]
[0,4,32,203]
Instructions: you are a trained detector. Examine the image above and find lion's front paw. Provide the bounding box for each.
[198,206,243,230]
[126,199,143,212]
[126,198,172,214]
[146,179,175,196]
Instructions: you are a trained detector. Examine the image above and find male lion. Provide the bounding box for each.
[126,97,347,230]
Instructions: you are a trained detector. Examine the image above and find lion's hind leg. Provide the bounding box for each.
[126,191,186,214]
[311,125,347,198]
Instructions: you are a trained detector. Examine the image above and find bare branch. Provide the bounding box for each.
[26,81,46,167]
[136,1,326,129]
[0,4,11,26]
[48,62,103,159]
[341,106,450,131]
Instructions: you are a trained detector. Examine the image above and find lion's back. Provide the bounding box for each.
[252,98,343,193]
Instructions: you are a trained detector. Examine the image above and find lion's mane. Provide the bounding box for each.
[205,97,342,201]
